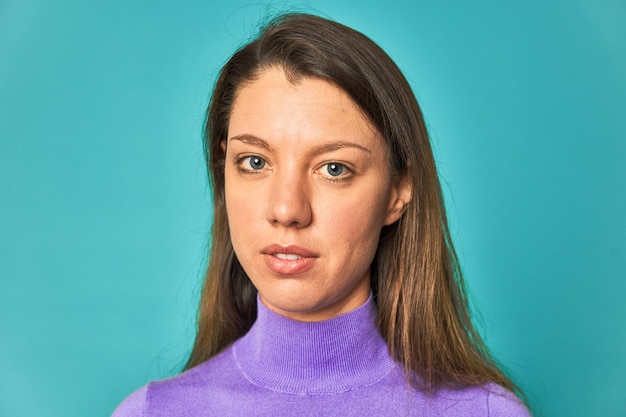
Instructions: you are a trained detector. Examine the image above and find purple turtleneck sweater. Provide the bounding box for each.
[112,297,530,416]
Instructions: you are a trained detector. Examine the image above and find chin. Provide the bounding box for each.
[259,288,321,314]
[257,284,369,322]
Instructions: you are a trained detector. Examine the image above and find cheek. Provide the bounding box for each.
[321,191,389,249]
[226,192,263,277]
[226,190,253,220]
[225,177,261,247]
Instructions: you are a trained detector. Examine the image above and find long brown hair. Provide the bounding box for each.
[187,12,522,398]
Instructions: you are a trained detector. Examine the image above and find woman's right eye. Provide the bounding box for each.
[237,155,267,171]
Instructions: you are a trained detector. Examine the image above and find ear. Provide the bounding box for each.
[384,173,412,226]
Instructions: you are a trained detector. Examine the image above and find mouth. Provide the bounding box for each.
[261,244,318,275]
[261,244,318,258]
[274,253,303,260]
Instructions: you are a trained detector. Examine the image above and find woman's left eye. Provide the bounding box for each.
[326,163,344,176]
[320,163,350,180]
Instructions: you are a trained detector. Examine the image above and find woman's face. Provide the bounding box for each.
[224,67,409,322]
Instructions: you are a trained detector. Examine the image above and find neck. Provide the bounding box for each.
[232,295,394,394]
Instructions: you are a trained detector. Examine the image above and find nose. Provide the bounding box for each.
[265,172,312,228]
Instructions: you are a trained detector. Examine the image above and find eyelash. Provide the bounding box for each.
[318,162,352,183]
[234,155,268,175]
[233,155,353,183]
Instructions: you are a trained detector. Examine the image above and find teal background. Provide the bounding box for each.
[1,1,624,416]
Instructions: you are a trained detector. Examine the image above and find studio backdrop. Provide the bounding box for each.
[1,1,624,416]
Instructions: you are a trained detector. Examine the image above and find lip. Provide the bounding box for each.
[261,244,319,275]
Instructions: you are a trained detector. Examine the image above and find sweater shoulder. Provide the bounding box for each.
[149,346,238,390]
[485,383,532,417]
[427,383,530,417]
[111,348,238,417]
[111,385,147,417]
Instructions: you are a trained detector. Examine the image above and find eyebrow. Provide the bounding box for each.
[228,134,372,155]
[229,134,273,151]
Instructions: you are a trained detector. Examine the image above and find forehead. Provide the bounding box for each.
[228,68,382,149]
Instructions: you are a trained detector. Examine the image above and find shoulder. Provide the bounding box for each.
[429,383,531,417]
[484,383,532,417]
[111,385,147,417]
[110,348,238,417]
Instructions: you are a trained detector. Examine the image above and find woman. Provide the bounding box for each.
[113,13,531,416]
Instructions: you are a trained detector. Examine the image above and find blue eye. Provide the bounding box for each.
[248,156,266,170]
[326,163,344,177]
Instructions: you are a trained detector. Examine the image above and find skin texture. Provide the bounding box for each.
[224,67,411,322]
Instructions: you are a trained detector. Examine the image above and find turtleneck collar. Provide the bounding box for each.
[232,295,395,394]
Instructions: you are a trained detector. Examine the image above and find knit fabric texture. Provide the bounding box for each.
[112,296,530,416]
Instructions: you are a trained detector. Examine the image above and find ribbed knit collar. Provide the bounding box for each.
[232,295,395,394]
